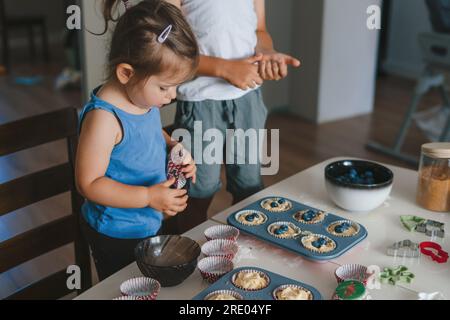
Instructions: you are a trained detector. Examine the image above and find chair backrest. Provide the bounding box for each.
[426,0,450,34]
[0,107,92,300]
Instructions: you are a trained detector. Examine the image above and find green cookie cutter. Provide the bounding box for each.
[400,215,426,232]
[379,266,415,285]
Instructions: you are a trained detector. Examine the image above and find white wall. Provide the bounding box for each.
[80,0,177,126]
[289,0,381,123]
[80,0,108,101]
[317,0,381,122]
[383,0,432,79]
[261,0,295,109]
[289,0,325,121]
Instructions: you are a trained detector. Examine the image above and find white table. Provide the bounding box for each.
[76,158,449,300]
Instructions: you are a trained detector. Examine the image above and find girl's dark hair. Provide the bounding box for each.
[101,0,199,84]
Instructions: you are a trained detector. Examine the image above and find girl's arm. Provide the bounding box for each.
[76,110,150,208]
[76,110,188,214]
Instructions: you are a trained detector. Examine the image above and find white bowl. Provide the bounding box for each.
[325,160,394,212]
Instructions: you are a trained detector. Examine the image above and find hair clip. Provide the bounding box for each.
[122,0,131,10]
[158,24,172,43]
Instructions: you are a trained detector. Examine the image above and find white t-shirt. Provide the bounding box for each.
[177,0,258,102]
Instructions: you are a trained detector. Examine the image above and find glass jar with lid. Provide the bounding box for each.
[417,142,450,212]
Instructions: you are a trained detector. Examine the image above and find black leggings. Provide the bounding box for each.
[79,217,147,281]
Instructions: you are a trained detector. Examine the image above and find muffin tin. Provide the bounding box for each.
[193,267,322,300]
[227,197,368,262]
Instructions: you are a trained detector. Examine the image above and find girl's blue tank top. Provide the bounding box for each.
[79,87,167,239]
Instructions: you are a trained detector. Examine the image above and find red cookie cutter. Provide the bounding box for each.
[419,242,449,264]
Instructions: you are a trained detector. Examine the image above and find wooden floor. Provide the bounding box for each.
[0,55,435,298]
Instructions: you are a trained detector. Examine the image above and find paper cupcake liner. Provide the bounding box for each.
[169,144,186,165]
[327,220,360,237]
[231,269,270,291]
[234,210,268,226]
[167,159,187,189]
[204,225,240,242]
[204,290,244,301]
[201,239,239,260]
[260,198,293,212]
[267,221,302,239]
[113,296,141,300]
[332,280,368,300]
[119,277,161,300]
[293,209,326,224]
[272,284,314,300]
[300,234,337,254]
[335,264,370,285]
[198,256,234,283]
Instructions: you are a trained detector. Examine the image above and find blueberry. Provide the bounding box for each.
[271,201,279,208]
[274,225,289,235]
[365,171,374,177]
[278,198,286,204]
[335,222,351,233]
[245,213,257,222]
[303,210,317,222]
[312,237,327,248]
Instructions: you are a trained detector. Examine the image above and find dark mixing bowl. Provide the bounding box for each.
[135,235,201,287]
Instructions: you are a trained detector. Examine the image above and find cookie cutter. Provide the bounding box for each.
[379,266,415,285]
[416,220,445,238]
[419,242,449,264]
[400,215,426,232]
[387,240,420,258]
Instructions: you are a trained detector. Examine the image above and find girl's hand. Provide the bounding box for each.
[170,143,197,184]
[147,178,188,216]
[222,54,264,90]
[181,155,197,184]
[258,52,301,81]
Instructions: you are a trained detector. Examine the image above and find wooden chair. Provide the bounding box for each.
[0,0,50,70]
[0,108,92,300]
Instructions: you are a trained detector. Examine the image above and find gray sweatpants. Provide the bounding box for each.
[174,89,268,199]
